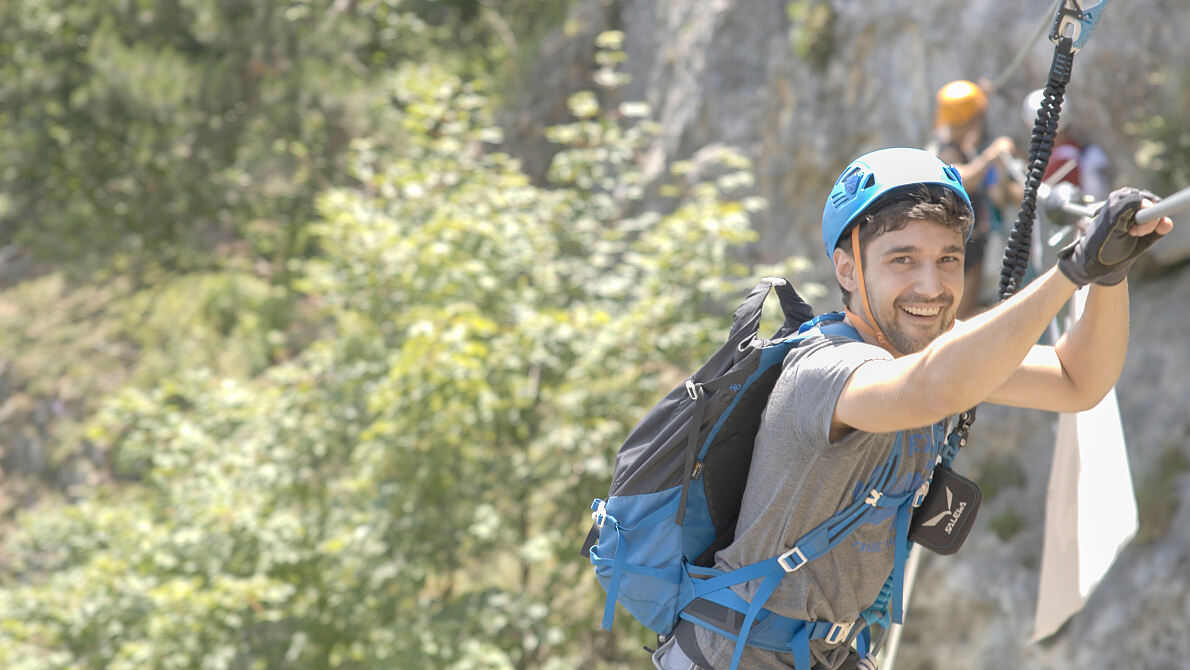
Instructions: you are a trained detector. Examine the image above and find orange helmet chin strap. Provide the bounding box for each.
[846,226,905,358]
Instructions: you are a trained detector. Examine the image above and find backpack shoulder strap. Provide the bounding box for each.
[683,432,917,670]
[797,311,862,342]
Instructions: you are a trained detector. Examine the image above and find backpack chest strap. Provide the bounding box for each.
[679,487,918,670]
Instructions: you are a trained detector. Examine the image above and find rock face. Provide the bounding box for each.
[507,0,1190,284]
[507,1,1190,667]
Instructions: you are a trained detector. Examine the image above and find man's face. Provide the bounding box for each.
[858,219,965,353]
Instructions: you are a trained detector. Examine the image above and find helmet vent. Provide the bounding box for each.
[842,168,864,196]
[943,165,963,186]
[862,174,876,190]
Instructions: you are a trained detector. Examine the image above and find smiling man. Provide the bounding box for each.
[653,148,1174,670]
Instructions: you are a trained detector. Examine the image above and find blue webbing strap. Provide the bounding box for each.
[792,624,812,670]
[787,486,914,574]
[801,311,862,342]
[728,562,786,670]
[686,488,905,603]
[940,421,965,467]
[890,501,913,623]
[687,558,773,603]
[683,487,916,668]
[680,393,905,608]
[589,500,685,630]
[677,595,838,670]
[856,626,871,658]
[599,514,626,629]
[820,447,901,544]
[860,571,894,629]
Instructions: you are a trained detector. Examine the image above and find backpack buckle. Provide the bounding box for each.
[591,499,608,528]
[912,481,930,508]
[865,489,883,507]
[777,546,808,572]
[824,620,854,645]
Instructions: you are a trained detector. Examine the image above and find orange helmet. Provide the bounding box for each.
[934,80,988,128]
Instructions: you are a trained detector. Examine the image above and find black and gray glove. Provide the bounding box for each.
[1057,187,1163,286]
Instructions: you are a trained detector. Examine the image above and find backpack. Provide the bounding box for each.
[580,277,928,670]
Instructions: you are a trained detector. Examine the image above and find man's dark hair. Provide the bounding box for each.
[835,184,974,306]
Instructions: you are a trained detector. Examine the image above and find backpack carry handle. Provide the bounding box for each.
[727,277,815,345]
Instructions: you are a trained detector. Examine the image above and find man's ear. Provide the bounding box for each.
[833,247,858,294]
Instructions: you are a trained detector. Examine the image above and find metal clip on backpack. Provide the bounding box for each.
[581,278,922,670]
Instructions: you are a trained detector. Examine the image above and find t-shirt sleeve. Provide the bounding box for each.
[780,336,892,448]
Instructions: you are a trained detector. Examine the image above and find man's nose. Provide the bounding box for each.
[915,265,946,298]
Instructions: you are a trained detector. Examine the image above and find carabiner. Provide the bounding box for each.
[1049,0,1108,52]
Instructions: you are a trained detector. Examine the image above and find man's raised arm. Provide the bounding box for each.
[836,191,1174,434]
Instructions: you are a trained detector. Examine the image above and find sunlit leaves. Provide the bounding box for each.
[0,33,812,669]
[0,0,417,274]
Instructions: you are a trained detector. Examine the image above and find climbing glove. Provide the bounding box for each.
[1056,187,1163,286]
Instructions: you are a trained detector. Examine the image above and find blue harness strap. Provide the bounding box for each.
[674,313,927,669]
[679,463,921,669]
[799,311,861,341]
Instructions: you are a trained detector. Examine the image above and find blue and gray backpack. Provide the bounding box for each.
[580,277,956,670]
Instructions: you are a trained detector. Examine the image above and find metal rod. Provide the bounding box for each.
[1040,184,1190,226]
[1135,184,1190,225]
[880,545,924,670]
[1056,200,1098,219]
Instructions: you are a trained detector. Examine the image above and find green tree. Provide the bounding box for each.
[0,28,810,670]
[0,0,568,504]
[0,0,428,279]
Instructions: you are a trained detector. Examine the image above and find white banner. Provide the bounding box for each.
[1031,288,1138,642]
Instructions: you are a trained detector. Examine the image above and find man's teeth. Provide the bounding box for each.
[902,305,941,316]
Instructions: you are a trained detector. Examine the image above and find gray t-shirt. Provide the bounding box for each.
[695,333,950,670]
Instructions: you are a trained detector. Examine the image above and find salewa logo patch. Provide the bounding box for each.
[919,486,968,535]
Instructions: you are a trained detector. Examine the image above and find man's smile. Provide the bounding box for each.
[900,303,944,318]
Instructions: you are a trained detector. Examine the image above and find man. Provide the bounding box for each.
[653,147,1173,669]
[929,79,1020,317]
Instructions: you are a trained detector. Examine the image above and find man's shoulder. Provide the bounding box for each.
[783,330,891,371]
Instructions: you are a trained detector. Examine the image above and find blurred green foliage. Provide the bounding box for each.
[1126,68,1190,199]
[786,0,835,69]
[0,9,806,668]
[1134,435,1190,546]
[0,0,432,277]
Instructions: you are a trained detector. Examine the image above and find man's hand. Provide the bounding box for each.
[1057,187,1174,286]
[981,136,1017,168]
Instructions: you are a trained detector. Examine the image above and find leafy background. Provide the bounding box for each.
[0,1,811,667]
[1,1,1186,669]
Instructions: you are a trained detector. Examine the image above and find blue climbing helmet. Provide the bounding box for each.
[821,147,973,259]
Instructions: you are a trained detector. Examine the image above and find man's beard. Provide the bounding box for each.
[878,298,955,354]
